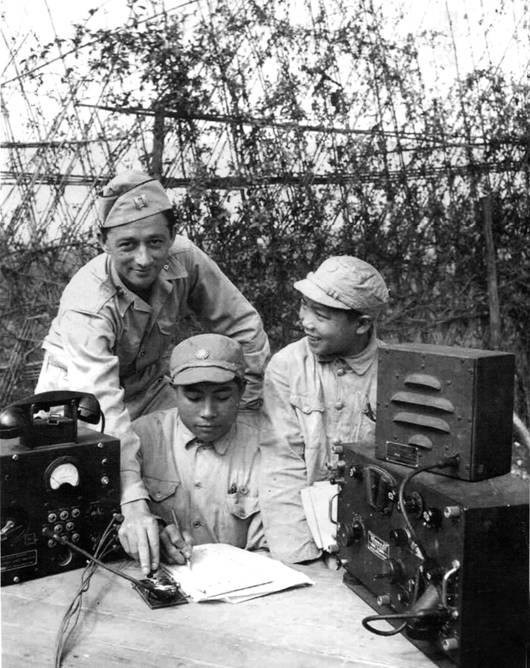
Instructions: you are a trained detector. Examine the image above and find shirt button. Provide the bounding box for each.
[192,520,202,528]
[331,438,341,446]
[163,264,169,270]
[337,368,345,376]
[155,492,162,499]
[194,481,202,488]
[303,406,310,414]
[335,401,344,410]
[239,486,248,495]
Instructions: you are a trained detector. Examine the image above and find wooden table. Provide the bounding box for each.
[2,560,448,667]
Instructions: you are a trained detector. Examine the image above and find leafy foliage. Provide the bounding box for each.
[2,0,529,425]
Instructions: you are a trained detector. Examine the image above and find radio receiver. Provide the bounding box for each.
[0,391,121,585]
[335,441,529,668]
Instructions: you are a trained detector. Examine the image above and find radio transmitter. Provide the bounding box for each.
[335,441,529,668]
[0,391,121,585]
[375,343,515,481]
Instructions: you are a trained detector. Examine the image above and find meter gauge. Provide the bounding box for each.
[45,457,80,491]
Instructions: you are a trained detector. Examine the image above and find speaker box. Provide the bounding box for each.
[375,343,515,481]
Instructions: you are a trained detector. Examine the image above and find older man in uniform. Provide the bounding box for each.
[36,170,269,574]
[259,256,388,563]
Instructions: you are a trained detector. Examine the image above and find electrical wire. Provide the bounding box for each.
[362,608,445,636]
[53,513,122,668]
[398,455,459,562]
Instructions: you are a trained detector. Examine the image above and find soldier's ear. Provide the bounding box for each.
[97,228,109,253]
[355,315,373,335]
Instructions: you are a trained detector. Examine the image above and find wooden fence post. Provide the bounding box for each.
[481,194,501,349]
[151,106,166,179]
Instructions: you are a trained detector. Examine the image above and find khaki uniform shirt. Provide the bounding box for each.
[259,332,379,562]
[36,235,270,504]
[131,409,266,551]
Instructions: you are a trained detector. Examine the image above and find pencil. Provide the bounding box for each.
[171,509,192,569]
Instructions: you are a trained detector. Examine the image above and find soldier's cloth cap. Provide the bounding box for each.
[294,256,389,316]
[169,334,246,385]
[98,170,172,229]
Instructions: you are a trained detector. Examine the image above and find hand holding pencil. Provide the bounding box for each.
[159,509,193,567]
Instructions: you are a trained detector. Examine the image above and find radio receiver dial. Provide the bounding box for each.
[45,458,80,491]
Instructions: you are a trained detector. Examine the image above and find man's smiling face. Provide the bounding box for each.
[100,212,175,295]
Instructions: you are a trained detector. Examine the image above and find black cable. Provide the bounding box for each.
[398,455,459,562]
[362,609,444,636]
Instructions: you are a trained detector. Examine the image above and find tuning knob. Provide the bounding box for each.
[422,507,443,529]
[389,527,410,547]
[441,637,459,651]
[348,465,363,481]
[377,594,391,606]
[402,491,424,516]
[328,459,346,485]
[337,519,364,547]
[443,505,462,519]
[374,558,404,584]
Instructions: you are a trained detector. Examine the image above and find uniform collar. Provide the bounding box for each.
[180,416,233,455]
[107,257,178,315]
[316,328,378,376]
[107,257,136,316]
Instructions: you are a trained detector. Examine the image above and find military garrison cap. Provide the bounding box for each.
[98,170,172,228]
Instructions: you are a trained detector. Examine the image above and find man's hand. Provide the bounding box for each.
[118,499,160,575]
[160,519,193,565]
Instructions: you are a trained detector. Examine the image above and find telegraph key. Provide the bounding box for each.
[335,440,529,668]
[0,391,121,585]
[375,343,515,480]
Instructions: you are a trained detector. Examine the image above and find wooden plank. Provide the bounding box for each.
[1,562,440,668]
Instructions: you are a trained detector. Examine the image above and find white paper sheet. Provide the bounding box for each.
[162,543,313,603]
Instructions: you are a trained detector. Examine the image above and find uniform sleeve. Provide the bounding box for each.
[182,243,270,407]
[53,309,148,505]
[258,356,321,563]
[245,510,268,552]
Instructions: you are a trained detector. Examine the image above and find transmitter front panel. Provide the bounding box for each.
[337,441,528,667]
[1,429,121,585]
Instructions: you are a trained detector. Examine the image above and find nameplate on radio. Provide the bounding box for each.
[1,549,38,573]
[367,531,389,560]
[384,441,419,467]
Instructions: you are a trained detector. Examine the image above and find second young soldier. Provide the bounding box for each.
[35,171,269,573]
[259,256,388,563]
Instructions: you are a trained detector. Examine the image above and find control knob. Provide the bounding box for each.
[389,527,410,548]
[337,518,364,547]
[422,507,443,529]
[374,558,404,584]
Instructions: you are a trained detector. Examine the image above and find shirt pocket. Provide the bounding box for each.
[289,393,326,452]
[226,493,260,520]
[116,328,142,373]
[157,320,179,348]
[143,476,179,521]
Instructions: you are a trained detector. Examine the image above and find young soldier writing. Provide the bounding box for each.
[126,334,266,567]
